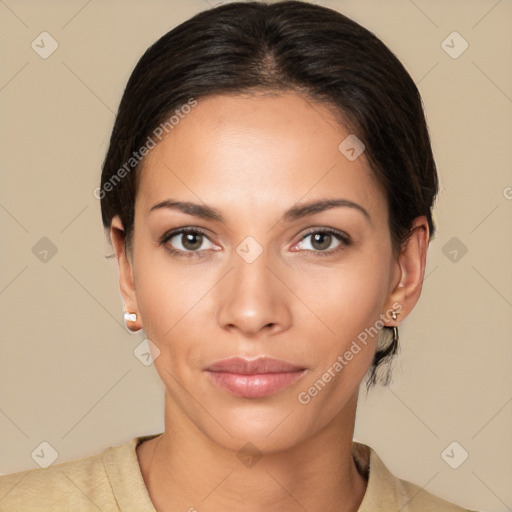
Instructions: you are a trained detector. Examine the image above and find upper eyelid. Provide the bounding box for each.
[162,227,215,245]
[294,229,350,250]
[300,227,350,240]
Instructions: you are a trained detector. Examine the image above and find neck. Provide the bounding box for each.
[137,391,367,512]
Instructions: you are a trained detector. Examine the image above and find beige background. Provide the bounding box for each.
[1,0,511,510]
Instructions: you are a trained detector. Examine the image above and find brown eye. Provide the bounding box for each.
[295,228,351,256]
[180,232,203,251]
[310,232,333,251]
[160,228,216,258]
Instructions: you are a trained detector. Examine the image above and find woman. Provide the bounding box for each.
[0,1,478,510]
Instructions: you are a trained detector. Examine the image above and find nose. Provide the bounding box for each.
[216,249,292,338]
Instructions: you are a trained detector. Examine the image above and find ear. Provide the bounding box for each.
[110,215,143,332]
[383,216,430,326]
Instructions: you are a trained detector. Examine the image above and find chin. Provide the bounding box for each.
[195,399,315,453]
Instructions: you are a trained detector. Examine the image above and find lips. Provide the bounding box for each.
[206,356,305,374]
[205,356,306,398]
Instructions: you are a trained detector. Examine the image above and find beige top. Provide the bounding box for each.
[0,434,476,511]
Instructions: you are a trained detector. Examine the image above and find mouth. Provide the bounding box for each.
[204,356,307,398]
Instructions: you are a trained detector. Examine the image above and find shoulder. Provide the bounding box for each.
[352,441,479,512]
[0,436,153,512]
[388,473,476,512]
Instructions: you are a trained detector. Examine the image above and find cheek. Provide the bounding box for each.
[131,228,203,331]
[301,255,390,342]
[295,270,384,416]
[294,253,391,399]
[131,242,216,378]
[135,269,206,349]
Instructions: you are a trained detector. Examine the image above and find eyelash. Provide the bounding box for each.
[158,227,351,259]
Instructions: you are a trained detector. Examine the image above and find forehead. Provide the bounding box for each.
[136,92,387,225]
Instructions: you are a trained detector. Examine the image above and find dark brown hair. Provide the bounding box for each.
[99,0,438,391]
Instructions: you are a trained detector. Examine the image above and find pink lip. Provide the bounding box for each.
[205,357,306,398]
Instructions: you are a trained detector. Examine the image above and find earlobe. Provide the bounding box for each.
[384,216,429,326]
[110,216,143,332]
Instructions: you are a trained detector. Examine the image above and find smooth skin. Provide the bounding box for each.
[110,91,429,512]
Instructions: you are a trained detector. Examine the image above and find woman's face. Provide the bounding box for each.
[126,92,402,451]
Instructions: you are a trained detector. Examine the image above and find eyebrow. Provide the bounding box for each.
[148,198,371,224]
